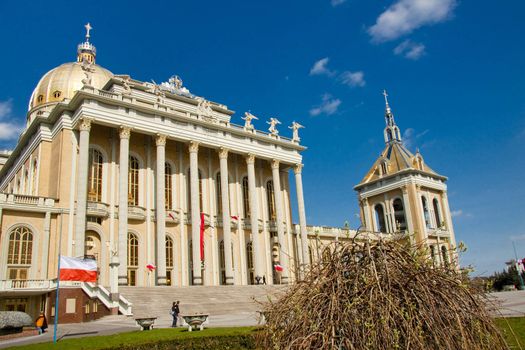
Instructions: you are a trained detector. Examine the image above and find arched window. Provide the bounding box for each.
[266,180,276,220]
[165,163,172,210]
[128,156,139,206]
[219,240,226,285]
[52,90,61,99]
[24,170,29,194]
[387,129,393,141]
[421,197,431,229]
[7,227,33,280]
[166,236,173,285]
[429,245,436,266]
[216,173,222,215]
[380,162,388,176]
[246,242,254,284]
[127,233,139,286]
[433,198,442,228]
[441,246,449,267]
[242,176,250,218]
[88,149,104,202]
[187,169,203,213]
[37,95,44,103]
[392,198,407,232]
[374,204,387,233]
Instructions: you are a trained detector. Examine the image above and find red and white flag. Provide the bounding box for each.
[231,215,239,221]
[146,264,156,271]
[274,264,284,272]
[59,256,97,282]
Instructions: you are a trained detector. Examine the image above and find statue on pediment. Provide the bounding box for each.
[196,97,214,117]
[289,121,304,142]
[267,118,281,135]
[242,112,258,131]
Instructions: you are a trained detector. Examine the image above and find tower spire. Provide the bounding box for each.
[77,23,97,64]
[382,89,402,144]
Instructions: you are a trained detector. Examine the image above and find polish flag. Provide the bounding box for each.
[168,212,176,220]
[59,256,97,282]
[274,264,284,272]
[146,264,156,271]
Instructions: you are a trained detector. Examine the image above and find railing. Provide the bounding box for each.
[242,218,264,231]
[128,206,147,220]
[0,279,54,290]
[86,201,109,217]
[81,282,132,316]
[0,193,55,207]
[98,90,120,100]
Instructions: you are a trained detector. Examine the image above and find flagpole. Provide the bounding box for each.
[53,210,64,344]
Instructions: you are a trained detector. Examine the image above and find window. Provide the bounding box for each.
[165,163,172,210]
[246,242,254,285]
[242,176,250,218]
[24,170,29,194]
[128,156,139,206]
[387,129,393,141]
[392,198,407,232]
[430,245,436,266]
[374,204,387,233]
[422,197,431,229]
[216,173,222,215]
[7,227,33,280]
[127,233,138,286]
[52,90,62,99]
[433,198,442,228]
[166,236,173,285]
[88,149,104,202]
[219,241,226,285]
[266,180,276,221]
[380,162,388,176]
[441,246,449,267]
[37,95,44,103]
[31,159,38,195]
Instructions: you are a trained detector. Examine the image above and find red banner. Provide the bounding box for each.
[200,213,205,261]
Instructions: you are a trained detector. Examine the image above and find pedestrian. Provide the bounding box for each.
[35,312,48,334]
[171,301,180,327]
[262,275,266,285]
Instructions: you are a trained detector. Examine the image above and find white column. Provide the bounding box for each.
[401,187,414,234]
[246,154,263,280]
[218,148,234,285]
[271,160,289,283]
[155,134,167,285]
[189,141,202,285]
[74,117,92,258]
[294,164,309,267]
[118,126,131,286]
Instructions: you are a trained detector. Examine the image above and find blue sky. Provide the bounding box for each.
[0,0,523,275]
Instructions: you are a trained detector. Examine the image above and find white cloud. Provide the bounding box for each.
[309,94,342,116]
[340,71,366,87]
[394,40,426,60]
[450,210,463,218]
[0,99,23,141]
[331,0,346,6]
[403,127,429,149]
[309,57,335,77]
[368,0,457,42]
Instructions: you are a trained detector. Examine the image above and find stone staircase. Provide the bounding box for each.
[119,285,288,327]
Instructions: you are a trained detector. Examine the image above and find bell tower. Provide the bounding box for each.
[354,91,458,267]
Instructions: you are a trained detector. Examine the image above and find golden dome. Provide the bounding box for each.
[28,23,113,110]
[29,62,113,110]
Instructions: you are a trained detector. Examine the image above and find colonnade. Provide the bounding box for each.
[73,118,309,286]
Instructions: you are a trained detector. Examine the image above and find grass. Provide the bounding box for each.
[495,317,525,349]
[5,327,259,350]
[6,318,525,350]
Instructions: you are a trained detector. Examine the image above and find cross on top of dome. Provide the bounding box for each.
[77,23,96,64]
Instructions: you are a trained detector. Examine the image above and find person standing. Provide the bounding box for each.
[35,312,48,334]
[171,301,180,327]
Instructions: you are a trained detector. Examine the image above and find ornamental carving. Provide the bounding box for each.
[245,153,256,165]
[78,118,92,132]
[271,159,280,170]
[155,134,167,147]
[218,148,229,159]
[119,126,132,139]
[188,141,199,153]
[294,163,304,174]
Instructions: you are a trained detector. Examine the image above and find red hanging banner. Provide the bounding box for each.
[200,213,205,261]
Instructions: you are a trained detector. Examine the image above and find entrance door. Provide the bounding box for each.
[85,231,102,283]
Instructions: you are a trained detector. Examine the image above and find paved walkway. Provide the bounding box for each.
[489,290,525,317]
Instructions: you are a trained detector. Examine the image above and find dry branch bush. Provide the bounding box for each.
[258,238,509,350]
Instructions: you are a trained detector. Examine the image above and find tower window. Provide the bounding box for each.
[392,198,407,232]
[433,198,443,228]
[374,204,387,233]
[422,196,431,229]
[52,91,62,99]
[37,95,44,103]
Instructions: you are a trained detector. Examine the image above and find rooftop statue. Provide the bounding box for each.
[242,112,258,131]
[196,97,214,119]
[289,121,304,142]
[267,118,281,136]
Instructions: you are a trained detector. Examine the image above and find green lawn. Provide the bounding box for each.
[495,317,525,349]
[5,327,259,350]
[6,319,525,350]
